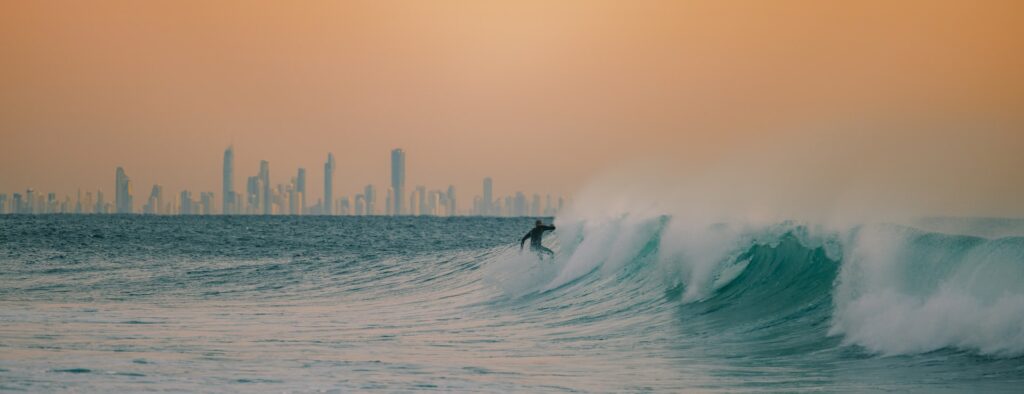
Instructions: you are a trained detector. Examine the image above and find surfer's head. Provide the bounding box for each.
[536,220,543,227]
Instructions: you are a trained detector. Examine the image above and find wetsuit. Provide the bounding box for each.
[520,224,556,258]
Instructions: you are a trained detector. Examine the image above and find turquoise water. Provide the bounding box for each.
[1,215,1022,392]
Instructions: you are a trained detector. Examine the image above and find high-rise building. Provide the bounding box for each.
[12,193,23,214]
[482,177,493,216]
[25,188,35,213]
[447,185,457,216]
[222,146,234,215]
[95,189,105,214]
[391,149,405,215]
[364,184,376,215]
[296,168,306,215]
[0,194,7,214]
[354,194,365,216]
[180,190,193,215]
[259,161,270,215]
[339,196,350,215]
[514,192,527,217]
[416,185,427,216]
[144,184,164,214]
[83,191,94,214]
[324,153,335,215]
[246,176,260,214]
[532,194,541,216]
[200,192,214,215]
[115,167,133,214]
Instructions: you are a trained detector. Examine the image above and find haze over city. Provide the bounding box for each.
[2,1,1023,218]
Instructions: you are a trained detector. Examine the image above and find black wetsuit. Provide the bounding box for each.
[521,224,556,257]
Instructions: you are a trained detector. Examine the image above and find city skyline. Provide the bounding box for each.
[0,146,564,217]
[1,2,1022,217]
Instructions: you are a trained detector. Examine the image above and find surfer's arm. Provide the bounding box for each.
[520,232,530,249]
[544,225,556,232]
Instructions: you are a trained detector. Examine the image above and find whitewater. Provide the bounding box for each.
[1,214,1022,392]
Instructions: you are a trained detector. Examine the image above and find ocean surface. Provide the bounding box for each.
[1,215,1022,392]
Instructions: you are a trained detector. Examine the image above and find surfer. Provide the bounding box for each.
[520,220,556,259]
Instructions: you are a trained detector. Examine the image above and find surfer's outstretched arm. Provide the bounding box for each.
[520,232,531,250]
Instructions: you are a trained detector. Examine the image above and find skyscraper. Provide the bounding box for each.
[324,153,335,215]
[246,176,260,214]
[259,160,270,215]
[391,149,405,215]
[296,168,306,215]
[222,146,234,215]
[180,190,193,215]
[447,185,457,216]
[115,167,133,214]
[144,184,164,214]
[482,177,493,216]
[364,184,376,215]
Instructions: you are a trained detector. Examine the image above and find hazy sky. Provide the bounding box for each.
[1,1,1022,214]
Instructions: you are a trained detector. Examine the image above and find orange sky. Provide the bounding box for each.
[1,1,1022,213]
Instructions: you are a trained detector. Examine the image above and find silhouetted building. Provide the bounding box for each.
[391,149,405,215]
[115,167,133,214]
[324,153,335,215]
[222,146,234,214]
[482,177,493,216]
[259,161,270,215]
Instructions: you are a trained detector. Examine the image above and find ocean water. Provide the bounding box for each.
[1,215,1022,392]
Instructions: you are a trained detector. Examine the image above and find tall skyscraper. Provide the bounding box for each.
[222,146,234,215]
[447,185,457,216]
[246,176,260,214]
[482,177,493,216]
[364,184,376,215]
[115,167,133,214]
[180,190,193,215]
[324,153,335,215]
[296,168,306,215]
[144,184,164,214]
[259,160,270,215]
[391,149,405,215]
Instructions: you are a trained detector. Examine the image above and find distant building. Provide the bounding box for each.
[296,168,306,215]
[180,190,193,215]
[514,192,527,217]
[200,192,214,215]
[222,146,234,214]
[259,160,270,215]
[364,185,376,215]
[447,185,457,216]
[391,149,405,215]
[482,177,493,216]
[115,167,133,214]
[416,185,427,216]
[144,184,164,214]
[339,196,350,215]
[324,153,335,215]
[245,176,257,214]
